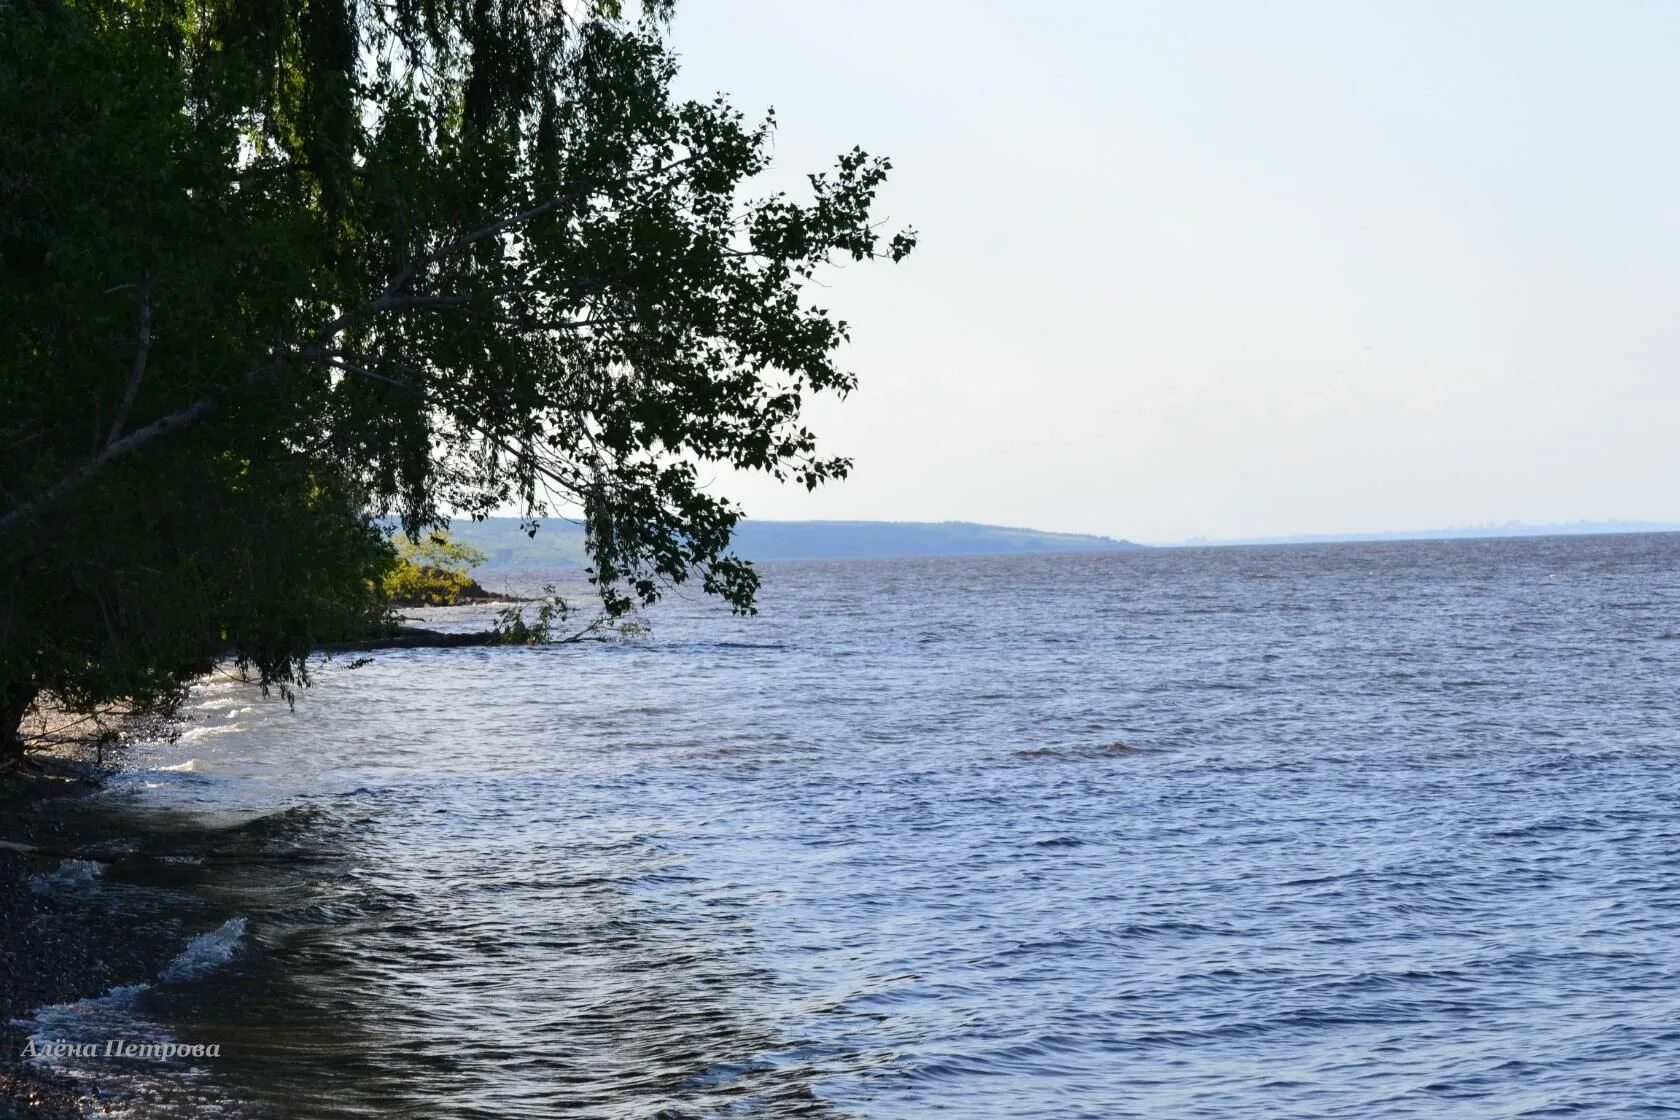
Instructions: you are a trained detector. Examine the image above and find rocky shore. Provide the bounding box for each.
[0,774,156,1119]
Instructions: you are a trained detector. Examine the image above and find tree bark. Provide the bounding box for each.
[0,682,38,764]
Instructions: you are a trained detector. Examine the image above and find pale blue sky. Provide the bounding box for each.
[667,1,1680,542]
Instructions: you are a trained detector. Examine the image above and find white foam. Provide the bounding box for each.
[160,917,247,983]
[16,982,150,1044]
[154,760,201,773]
[14,918,246,1066]
[178,725,243,742]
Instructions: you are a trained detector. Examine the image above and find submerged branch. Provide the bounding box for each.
[314,627,499,652]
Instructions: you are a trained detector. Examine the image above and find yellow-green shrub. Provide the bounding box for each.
[382,533,487,606]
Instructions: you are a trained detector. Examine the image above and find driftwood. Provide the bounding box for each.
[0,752,103,782]
[0,839,118,863]
[315,627,499,653]
[317,615,611,653]
[0,839,75,858]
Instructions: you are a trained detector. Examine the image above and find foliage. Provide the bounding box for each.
[490,585,647,645]
[382,532,488,606]
[0,0,911,752]
[491,587,570,645]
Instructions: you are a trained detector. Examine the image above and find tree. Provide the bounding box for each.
[0,0,913,759]
[383,531,489,606]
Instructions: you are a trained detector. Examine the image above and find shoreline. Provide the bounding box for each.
[0,773,161,1119]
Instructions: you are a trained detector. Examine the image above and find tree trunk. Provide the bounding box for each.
[0,682,37,764]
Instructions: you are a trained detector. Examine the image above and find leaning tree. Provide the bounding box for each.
[0,0,913,757]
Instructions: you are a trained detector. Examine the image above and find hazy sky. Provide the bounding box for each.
[664,1,1680,542]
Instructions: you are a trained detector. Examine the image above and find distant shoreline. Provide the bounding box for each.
[1157,524,1680,549]
[420,516,1680,567]
[431,517,1143,568]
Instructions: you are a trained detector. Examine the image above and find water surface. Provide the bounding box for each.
[19,534,1680,1117]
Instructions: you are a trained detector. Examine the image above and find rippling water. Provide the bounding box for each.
[18,534,1680,1118]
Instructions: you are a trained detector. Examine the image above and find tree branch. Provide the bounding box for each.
[315,353,419,394]
[106,272,151,448]
[376,156,695,300]
[0,164,687,535]
[0,396,221,536]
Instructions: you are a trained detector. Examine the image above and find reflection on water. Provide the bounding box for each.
[17,535,1680,1118]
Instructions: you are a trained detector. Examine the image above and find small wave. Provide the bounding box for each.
[15,920,248,1060]
[1105,920,1238,939]
[177,724,244,742]
[154,760,201,773]
[160,918,247,983]
[1490,814,1606,838]
[27,858,106,896]
[1014,741,1153,761]
[192,697,245,711]
[679,1060,776,1091]
[16,982,151,1045]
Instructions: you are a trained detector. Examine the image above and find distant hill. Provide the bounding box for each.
[427,518,1140,568]
[726,520,1140,561]
[1172,520,1680,547]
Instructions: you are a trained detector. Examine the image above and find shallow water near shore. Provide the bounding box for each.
[15,534,1680,1118]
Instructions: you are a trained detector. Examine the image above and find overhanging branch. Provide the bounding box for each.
[0,158,695,537]
[106,271,151,448]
